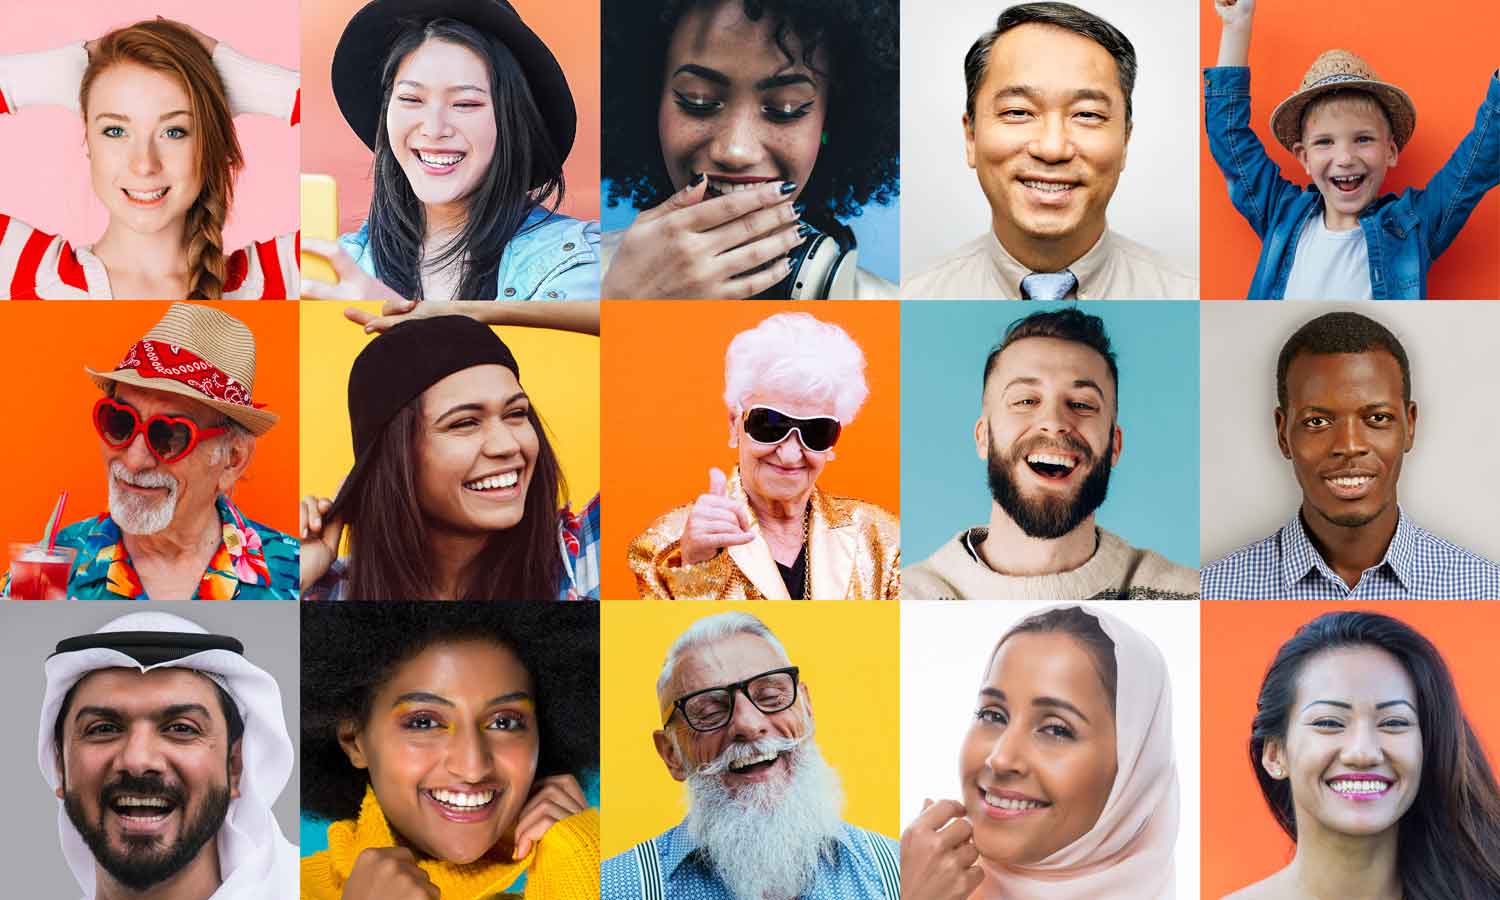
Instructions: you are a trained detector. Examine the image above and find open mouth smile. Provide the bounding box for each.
[1322,471,1376,499]
[413,148,467,175]
[1018,177,1080,205]
[1326,775,1393,800]
[122,186,169,207]
[109,794,179,834]
[979,788,1051,819]
[423,787,500,822]
[1024,452,1079,481]
[1329,174,1366,194]
[705,176,775,198]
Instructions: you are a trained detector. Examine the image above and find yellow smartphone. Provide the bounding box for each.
[300,173,338,286]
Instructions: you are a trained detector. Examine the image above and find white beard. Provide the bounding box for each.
[108,460,180,535]
[683,734,846,900]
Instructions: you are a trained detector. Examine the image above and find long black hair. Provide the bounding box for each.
[1249,611,1500,900]
[368,18,565,301]
[327,396,565,601]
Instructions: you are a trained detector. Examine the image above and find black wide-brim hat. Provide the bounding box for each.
[331,0,577,188]
[330,315,521,516]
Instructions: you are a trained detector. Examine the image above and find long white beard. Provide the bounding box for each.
[684,735,846,900]
[108,461,180,535]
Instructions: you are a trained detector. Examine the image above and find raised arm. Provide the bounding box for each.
[1214,0,1255,67]
[0,42,88,115]
[1410,72,1500,260]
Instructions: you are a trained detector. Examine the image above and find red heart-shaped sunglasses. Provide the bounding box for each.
[92,396,227,464]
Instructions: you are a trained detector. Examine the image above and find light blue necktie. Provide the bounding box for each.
[1020,269,1078,301]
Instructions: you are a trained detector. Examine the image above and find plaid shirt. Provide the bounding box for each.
[1201,507,1500,600]
[302,494,601,601]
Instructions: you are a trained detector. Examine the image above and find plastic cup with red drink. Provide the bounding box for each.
[8,543,76,600]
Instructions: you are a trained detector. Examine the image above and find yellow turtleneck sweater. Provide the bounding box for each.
[300,787,599,900]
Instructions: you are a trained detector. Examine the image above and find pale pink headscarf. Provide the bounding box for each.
[975,604,1179,900]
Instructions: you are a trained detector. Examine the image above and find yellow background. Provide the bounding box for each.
[600,601,900,857]
[298,302,600,506]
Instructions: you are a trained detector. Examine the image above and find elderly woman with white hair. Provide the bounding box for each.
[629,312,899,599]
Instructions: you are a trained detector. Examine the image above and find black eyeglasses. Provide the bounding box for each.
[742,406,841,453]
[661,666,801,732]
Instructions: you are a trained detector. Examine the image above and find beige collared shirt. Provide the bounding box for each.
[902,228,1198,300]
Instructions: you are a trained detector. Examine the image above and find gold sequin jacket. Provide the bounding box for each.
[628,469,900,600]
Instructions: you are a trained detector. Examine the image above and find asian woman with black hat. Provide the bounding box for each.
[301,0,600,303]
[299,314,599,602]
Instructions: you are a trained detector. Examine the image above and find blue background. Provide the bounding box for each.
[600,179,900,284]
[901,301,1200,569]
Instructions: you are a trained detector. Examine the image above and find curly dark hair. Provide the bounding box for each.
[300,603,599,821]
[602,0,900,222]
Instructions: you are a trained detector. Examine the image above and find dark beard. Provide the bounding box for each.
[987,432,1112,539]
[65,773,231,892]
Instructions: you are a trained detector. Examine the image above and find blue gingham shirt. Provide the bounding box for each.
[1201,507,1500,600]
[601,821,898,900]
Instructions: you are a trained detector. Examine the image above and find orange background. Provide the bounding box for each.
[599,301,901,600]
[0,302,300,545]
[300,0,601,234]
[1200,601,1500,898]
[1198,0,1500,300]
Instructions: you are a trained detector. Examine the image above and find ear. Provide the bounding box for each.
[963,113,977,169]
[727,409,739,449]
[1386,138,1399,170]
[336,719,369,770]
[800,681,814,721]
[1120,119,1131,169]
[1261,739,1288,780]
[1404,400,1417,451]
[973,415,989,462]
[652,728,689,783]
[1292,142,1311,175]
[1274,406,1291,459]
[215,434,255,495]
[1109,423,1123,467]
[228,739,244,799]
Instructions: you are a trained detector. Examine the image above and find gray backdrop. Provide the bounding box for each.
[0,602,299,897]
[1200,302,1500,565]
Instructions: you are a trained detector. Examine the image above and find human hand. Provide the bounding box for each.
[343,298,439,333]
[300,237,408,304]
[299,492,343,591]
[899,799,983,900]
[510,774,590,860]
[679,467,755,566]
[601,178,807,299]
[1213,0,1255,27]
[340,847,439,900]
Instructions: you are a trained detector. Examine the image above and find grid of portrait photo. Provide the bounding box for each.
[2,0,1498,898]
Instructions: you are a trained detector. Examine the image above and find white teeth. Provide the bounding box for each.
[983,792,1046,810]
[708,179,761,194]
[115,796,171,808]
[124,188,167,201]
[431,789,494,808]
[1331,175,1364,183]
[416,150,465,167]
[1026,453,1076,469]
[1328,476,1372,487]
[464,471,520,491]
[1329,779,1389,794]
[728,751,779,772]
[1022,180,1072,193]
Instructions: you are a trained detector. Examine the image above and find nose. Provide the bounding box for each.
[128,138,161,177]
[1033,395,1075,437]
[725,687,774,743]
[481,420,523,458]
[117,724,166,777]
[121,431,159,470]
[1338,720,1383,769]
[774,435,805,463]
[983,722,1028,777]
[420,101,452,140]
[1027,113,1075,164]
[1331,415,1371,458]
[444,722,495,783]
[707,107,766,172]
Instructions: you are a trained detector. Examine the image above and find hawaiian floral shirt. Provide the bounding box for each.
[2,496,298,600]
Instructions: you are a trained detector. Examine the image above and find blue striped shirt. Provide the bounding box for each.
[1201,507,1500,600]
[602,821,898,900]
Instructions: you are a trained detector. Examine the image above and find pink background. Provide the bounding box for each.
[300,0,601,236]
[0,0,298,254]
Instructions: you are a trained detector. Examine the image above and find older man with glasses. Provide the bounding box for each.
[602,611,900,900]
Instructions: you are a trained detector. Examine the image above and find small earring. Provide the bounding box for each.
[820,131,828,146]
[1269,765,1284,778]
[825,449,836,461]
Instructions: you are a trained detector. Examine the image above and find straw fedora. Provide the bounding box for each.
[1270,49,1416,152]
[85,303,279,435]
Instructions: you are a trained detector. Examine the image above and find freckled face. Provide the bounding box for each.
[657,0,828,203]
[417,365,539,534]
[84,63,203,237]
[960,633,1117,864]
[343,640,540,865]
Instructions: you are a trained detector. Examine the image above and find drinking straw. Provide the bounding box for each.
[43,490,68,554]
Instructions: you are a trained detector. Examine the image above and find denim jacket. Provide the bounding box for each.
[340,206,601,299]
[1204,66,1500,299]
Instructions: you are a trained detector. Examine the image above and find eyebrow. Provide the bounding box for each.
[73,703,214,723]
[671,64,814,91]
[989,84,1115,109]
[979,687,1091,724]
[1002,376,1106,398]
[391,691,533,708]
[396,79,488,93]
[1300,699,1417,713]
[434,392,528,423]
[93,110,192,123]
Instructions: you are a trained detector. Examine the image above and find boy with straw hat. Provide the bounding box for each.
[2,303,297,600]
[1204,0,1499,299]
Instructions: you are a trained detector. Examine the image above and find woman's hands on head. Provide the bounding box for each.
[601,179,807,299]
[340,847,439,900]
[510,774,590,860]
[301,237,409,303]
[900,799,983,900]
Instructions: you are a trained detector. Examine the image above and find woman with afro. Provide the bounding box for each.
[600,0,900,299]
[300,603,599,900]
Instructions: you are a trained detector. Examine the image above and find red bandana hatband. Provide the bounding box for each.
[115,340,256,408]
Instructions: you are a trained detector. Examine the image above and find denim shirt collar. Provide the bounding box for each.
[1281,505,1418,593]
[657,820,858,882]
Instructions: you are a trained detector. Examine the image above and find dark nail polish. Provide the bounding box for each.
[793,202,806,215]
[689,172,704,187]
[797,223,813,238]
[779,181,798,195]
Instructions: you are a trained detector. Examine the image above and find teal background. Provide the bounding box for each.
[901,301,1200,568]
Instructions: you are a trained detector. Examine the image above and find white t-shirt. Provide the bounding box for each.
[1283,213,1373,300]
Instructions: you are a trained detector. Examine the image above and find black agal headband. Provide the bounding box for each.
[51,631,245,666]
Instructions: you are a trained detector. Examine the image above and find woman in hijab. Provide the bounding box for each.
[901,604,1178,900]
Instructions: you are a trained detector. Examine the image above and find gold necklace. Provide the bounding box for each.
[801,502,812,599]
